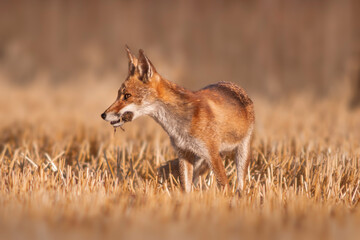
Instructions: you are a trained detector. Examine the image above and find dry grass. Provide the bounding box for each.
[0,80,360,240]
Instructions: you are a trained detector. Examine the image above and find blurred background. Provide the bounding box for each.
[0,0,359,102]
[1,2,360,239]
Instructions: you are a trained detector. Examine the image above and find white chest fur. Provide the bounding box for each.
[150,104,209,159]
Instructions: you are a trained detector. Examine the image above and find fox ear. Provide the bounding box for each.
[137,49,156,83]
[125,45,138,75]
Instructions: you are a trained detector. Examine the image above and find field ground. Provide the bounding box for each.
[0,80,359,240]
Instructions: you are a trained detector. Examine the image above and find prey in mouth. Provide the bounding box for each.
[112,112,134,132]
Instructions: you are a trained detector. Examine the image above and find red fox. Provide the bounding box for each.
[101,46,255,192]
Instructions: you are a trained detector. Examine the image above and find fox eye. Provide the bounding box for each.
[124,93,131,100]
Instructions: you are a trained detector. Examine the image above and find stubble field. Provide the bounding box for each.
[0,80,359,240]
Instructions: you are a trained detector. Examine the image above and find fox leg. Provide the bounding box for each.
[208,153,229,188]
[235,137,251,190]
[157,158,209,188]
[179,157,194,192]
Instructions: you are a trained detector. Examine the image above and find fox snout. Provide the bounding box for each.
[101,111,134,124]
[100,112,119,121]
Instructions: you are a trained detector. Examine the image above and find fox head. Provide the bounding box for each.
[101,46,160,128]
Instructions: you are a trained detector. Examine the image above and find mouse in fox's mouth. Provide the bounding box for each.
[113,112,134,133]
[121,112,134,122]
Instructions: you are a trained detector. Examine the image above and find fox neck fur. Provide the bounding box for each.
[149,79,207,158]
